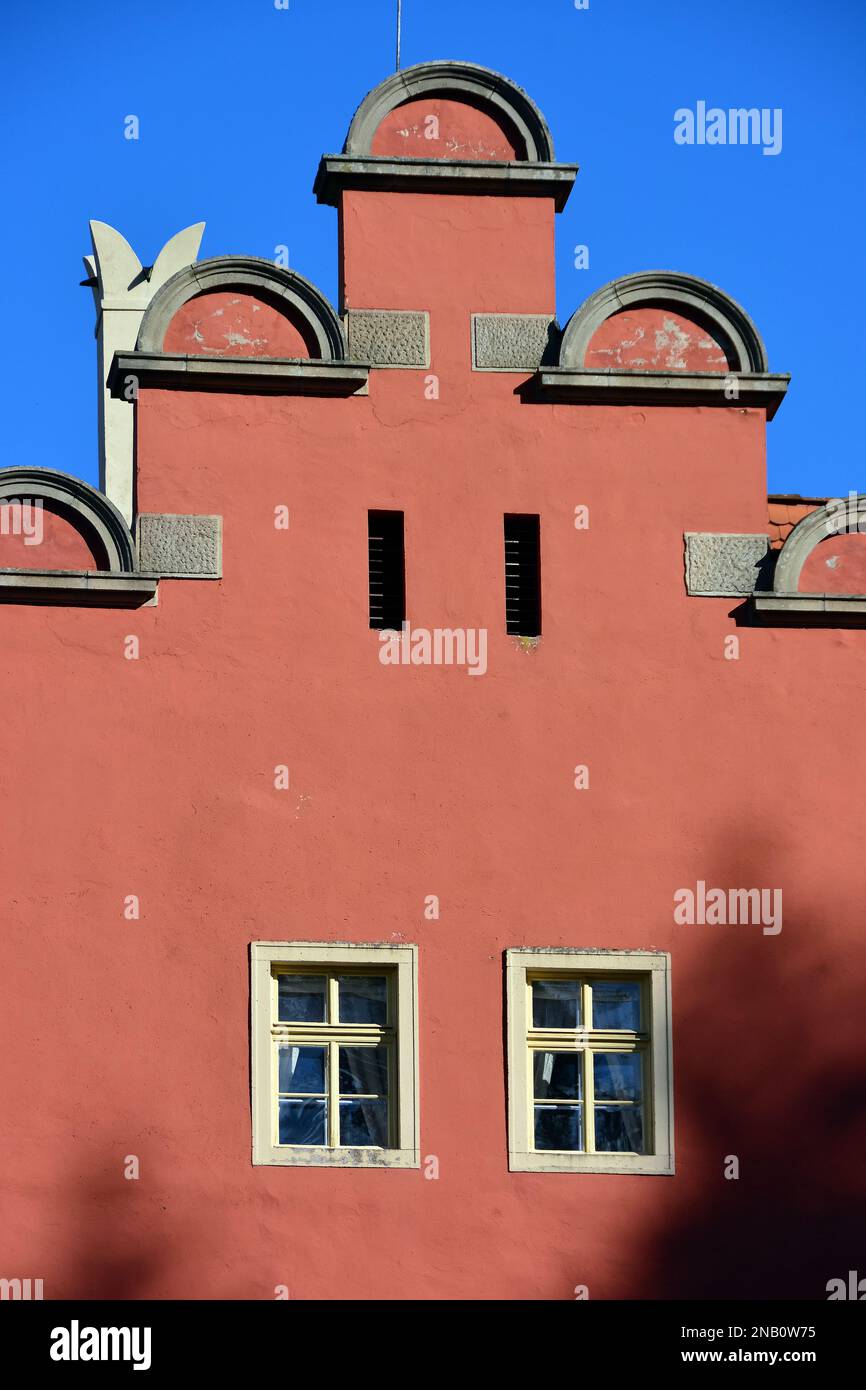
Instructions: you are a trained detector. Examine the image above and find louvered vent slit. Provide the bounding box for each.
[504,514,541,636]
[368,510,405,630]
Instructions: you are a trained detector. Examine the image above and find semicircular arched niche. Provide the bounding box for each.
[343,61,556,163]
[137,258,347,363]
[558,271,769,374]
[774,498,866,594]
[0,467,137,574]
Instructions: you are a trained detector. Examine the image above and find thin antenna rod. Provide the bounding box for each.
[396,0,402,70]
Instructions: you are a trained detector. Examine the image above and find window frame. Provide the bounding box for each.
[251,942,419,1168]
[506,948,673,1175]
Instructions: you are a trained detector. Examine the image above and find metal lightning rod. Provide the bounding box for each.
[396,0,402,70]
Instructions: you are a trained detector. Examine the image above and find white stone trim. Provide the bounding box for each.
[250,941,419,1168]
[506,948,674,1175]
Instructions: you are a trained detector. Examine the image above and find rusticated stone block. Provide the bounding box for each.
[685,533,768,596]
[346,311,429,368]
[137,514,222,579]
[472,313,556,370]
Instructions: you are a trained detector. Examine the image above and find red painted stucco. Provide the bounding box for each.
[371,96,520,161]
[799,531,866,593]
[0,505,97,570]
[1,80,864,1305]
[584,307,729,372]
[163,290,314,359]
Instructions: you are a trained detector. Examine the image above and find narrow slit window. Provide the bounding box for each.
[504,514,541,636]
[368,510,405,631]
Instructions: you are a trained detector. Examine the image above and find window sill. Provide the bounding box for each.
[253,1145,419,1169]
[509,1150,674,1176]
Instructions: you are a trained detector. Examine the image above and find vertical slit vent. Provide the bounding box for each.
[504,514,541,636]
[368,510,405,630]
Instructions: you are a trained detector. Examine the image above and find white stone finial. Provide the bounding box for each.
[87,221,206,524]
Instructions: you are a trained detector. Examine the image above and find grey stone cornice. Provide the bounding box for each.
[314,155,578,211]
[110,352,370,397]
[0,570,157,606]
[343,61,558,162]
[751,593,866,626]
[529,368,790,418]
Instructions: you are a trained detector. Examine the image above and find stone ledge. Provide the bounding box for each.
[137,514,222,579]
[314,155,578,211]
[109,352,370,397]
[685,534,769,596]
[472,313,557,371]
[531,368,790,418]
[0,569,157,607]
[346,310,430,368]
[752,593,866,627]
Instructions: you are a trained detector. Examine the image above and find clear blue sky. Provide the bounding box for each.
[2,0,863,497]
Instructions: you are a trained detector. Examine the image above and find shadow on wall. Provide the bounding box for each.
[51,1156,178,1300]
[631,833,866,1300]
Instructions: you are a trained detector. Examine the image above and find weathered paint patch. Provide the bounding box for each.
[799,532,866,594]
[583,307,729,372]
[163,290,315,359]
[370,96,520,161]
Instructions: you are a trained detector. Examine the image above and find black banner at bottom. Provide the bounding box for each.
[0,1298,859,1376]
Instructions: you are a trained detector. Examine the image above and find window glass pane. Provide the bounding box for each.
[532,978,581,1029]
[277,974,326,1023]
[338,975,387,1025]
[593,1052,642,1102]
[278,1044,326,1095]
[595,1105,644,1154]
[533,1051,581,1100]
[592,980,640,1030]
[279,1098,326,1145]
[339,1045,388,1096]
[339,1098,388,1146]
[534,1104,583,1151]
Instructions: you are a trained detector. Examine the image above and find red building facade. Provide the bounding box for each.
[1,62,864,1301]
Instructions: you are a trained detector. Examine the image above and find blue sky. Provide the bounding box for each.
[2,0,863,496]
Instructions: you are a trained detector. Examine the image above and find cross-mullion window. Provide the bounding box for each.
[272,967,394,1150]
[527,974,648,1156]
[506,949,673,1175]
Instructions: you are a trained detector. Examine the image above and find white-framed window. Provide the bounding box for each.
[251,942,419,1168]
[506,949,673,1175]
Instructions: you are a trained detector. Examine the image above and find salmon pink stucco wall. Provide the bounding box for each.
[0,507,97,570]
[584,307,730,372]
[0,91,864,1305]
[371,96,521,161]
[163,290,315,359]
[798,531,866,593]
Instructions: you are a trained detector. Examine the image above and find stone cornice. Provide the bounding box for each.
[110,352,370,397]
[528,368,790,418]
[751,593,866,626]
[0,570,157,606]
[314,155,578,211]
